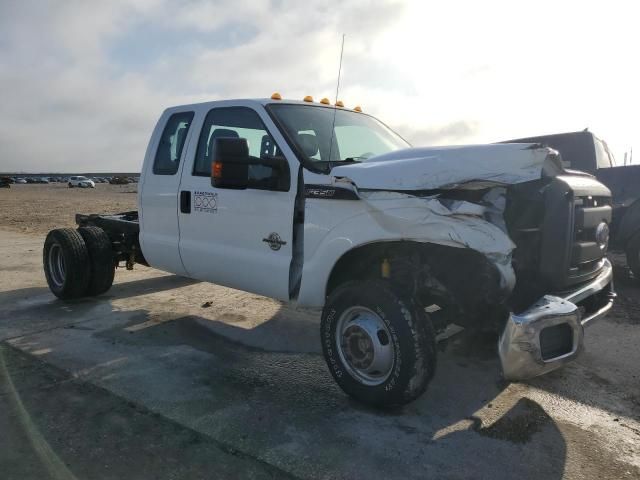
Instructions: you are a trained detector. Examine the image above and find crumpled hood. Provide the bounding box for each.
[331,143,563,191]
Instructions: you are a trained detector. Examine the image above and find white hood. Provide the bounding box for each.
[331,143,563,191]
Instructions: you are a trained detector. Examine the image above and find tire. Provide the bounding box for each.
[626,231,640,279]
[78,226,115,296]
[321,279,437,408]
[43,228,90,300]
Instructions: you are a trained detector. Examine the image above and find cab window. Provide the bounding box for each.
[153,111,194,175]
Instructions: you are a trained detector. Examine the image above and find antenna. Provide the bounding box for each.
[327,34,345,163]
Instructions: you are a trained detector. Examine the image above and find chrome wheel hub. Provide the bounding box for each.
[48,243,66,288]
[336,306,394,386]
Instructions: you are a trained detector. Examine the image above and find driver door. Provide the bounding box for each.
[177,105,297,300]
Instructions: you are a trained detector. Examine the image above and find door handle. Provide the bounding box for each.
[180,190,191,214]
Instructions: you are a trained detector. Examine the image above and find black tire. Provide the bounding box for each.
[321,279,437,408]
[626,232,640,280]
[43,228,90,300]
[78,226,115,296]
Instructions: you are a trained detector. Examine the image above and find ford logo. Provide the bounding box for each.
[595,222,610,249]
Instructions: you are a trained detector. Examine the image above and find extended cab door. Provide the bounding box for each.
[177,105,297,300]
[139,110,195,275]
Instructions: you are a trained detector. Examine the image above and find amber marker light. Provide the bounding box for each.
[212,161,223,179]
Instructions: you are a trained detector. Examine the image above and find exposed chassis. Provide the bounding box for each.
[75,211,146,268]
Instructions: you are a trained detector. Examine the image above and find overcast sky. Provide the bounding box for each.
[0,0,637,172]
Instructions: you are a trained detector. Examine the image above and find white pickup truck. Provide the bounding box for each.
[43,96,615,407]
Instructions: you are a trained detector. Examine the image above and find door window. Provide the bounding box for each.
[153,111,194,175]
[193,107,287,190]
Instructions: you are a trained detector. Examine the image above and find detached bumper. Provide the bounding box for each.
[499,258,615,380]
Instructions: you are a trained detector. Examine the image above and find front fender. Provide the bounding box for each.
[296,193,516,307]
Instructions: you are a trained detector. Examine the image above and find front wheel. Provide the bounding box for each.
[626,232,640,280]
[321,279,437,408]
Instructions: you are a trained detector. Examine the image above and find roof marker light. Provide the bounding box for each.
[335,100,344,107]
[354,105,362,112]
[320,97,330,105]
[271,92,282,100]
[303,95,314,102]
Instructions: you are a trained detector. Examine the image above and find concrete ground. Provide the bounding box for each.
[1,228,639,479]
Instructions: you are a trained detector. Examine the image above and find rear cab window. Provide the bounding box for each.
[153,111,194,175]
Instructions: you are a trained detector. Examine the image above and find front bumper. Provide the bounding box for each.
[499,258,615,380]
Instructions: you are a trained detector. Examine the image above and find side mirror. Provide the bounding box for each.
[211,137,250,189]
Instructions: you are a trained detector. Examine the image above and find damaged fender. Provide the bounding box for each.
[357,190,516,290]
[296,144,562,307]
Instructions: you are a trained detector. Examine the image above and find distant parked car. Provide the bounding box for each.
[68,176,95,188]
[109,176,130,185]
[14,178,27,184]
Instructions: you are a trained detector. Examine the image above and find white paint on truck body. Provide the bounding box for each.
[136,99,562,307]
[296,145,560,306]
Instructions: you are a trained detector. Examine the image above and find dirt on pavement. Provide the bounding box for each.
[0,183,137,236]
[1,181,639,480]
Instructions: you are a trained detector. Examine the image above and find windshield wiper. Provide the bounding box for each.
[342,157,365,162]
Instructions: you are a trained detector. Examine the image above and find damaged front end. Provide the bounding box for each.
[331,143,615,380]
[499,260,614,379]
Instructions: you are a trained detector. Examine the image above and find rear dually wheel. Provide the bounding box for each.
[43,228,90,300]
[78,226,115,296]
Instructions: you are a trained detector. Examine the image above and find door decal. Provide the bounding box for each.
[193,191,218,214]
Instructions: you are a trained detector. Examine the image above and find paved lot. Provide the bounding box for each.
[1,227,639,479]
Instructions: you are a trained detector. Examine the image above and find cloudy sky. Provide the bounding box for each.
[0,0,637,172]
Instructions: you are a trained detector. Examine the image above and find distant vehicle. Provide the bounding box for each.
[109,176,130,185]
[0,177,12,188]
[39,177,50,183]
[14,178,27,184]
[68,176,95,188]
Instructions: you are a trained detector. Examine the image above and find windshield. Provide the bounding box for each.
[268,104,409,170]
